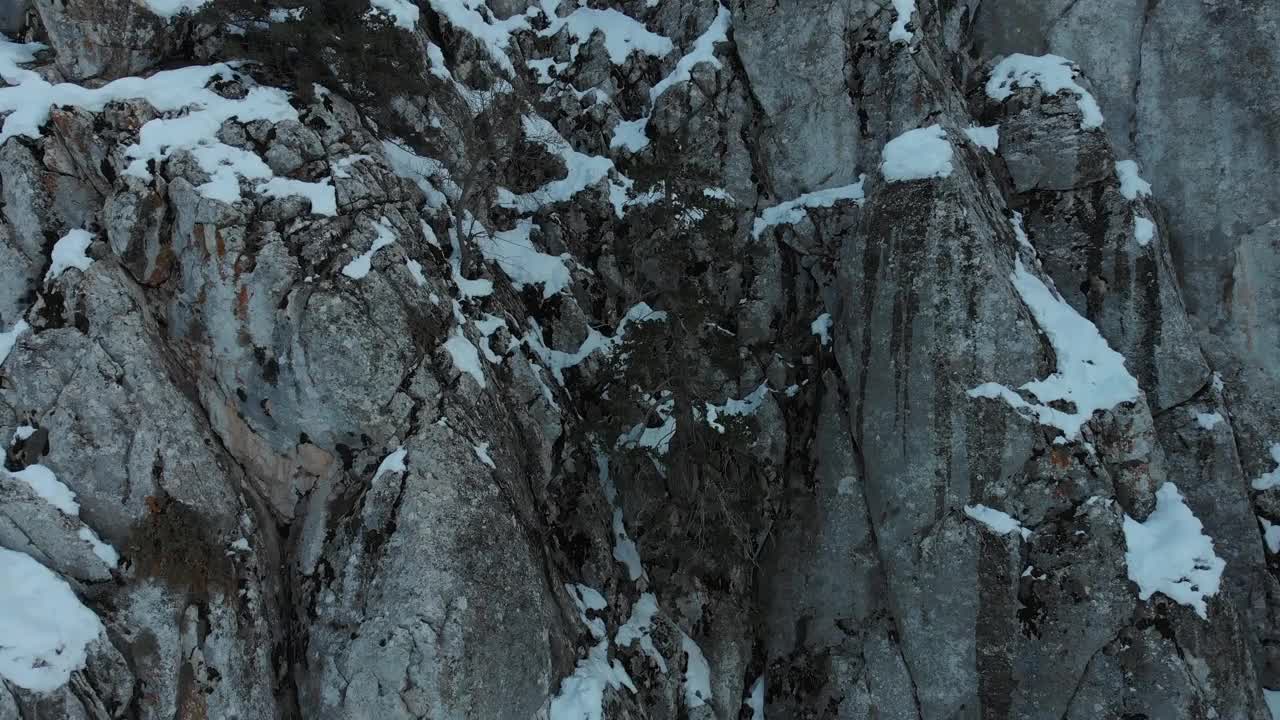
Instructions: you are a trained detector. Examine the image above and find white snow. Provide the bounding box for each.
[1011,211,1033,250]
[964,504,1032,541]
[473,442,496,469]
[341,218,398,280]
[0,318,28,366]
[0,548,104,693]
[1258,516,1280,554]
[77,527,119,568]
[609,4,731,154]
[405,258,427,286]
[1123,483,1225,620]
[967,256,1140,440]
[611,509,645,581]
[986,53,1104,130]
[615,593,668,672]
[551,583,637,720]
[381,141,453,211]
[444,329,487,388]
[331,154,371,179]
[498,115,615,214]
[649,4,730,103]
[681,633,713,708]
[0,44,343,212]
[369,0,420,29]
[142,0,211,18]
[448,217,496,299]
[523,302,667,384]
[425,0,530,75]
[1133,214,1156,247]
[1115,160,1152,200]
[810,312,833,346]
[751,178,866,239]
[7,465,79,516]
[1267,689,1280,720]
[704,383,769,433]
[610,117,651,152]
[45,229,94,282]
[618,396,676,455]
[889,0,915,43]
[473,314,507,363]
[745,675,765,720]
[229,537,251,552]
[372,448,408,483]
[13,425,36,441]
[477,218,571,299]
[257,177,337,216]
[881,125,954,182]
[539,1,673,64]
[548,640,636,720]
[1211,371,1225,393]
[964,124,1000,153]
[1190,410,1224,431]
[1251,444,1280,491]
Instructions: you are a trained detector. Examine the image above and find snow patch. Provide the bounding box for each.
[45,229,94,282]
[142,0,211,18]
[539,1,673,64]
[967,255,1139,440]
[881,125,954,182]
[1115,160,1152,200]
[425,0,531,75]
[77,527,119,567]
[547,640,636,720]
[681,633,713,708]
[257,177,337,216]
[498,115,615,214]
[0,318,28,365]
[477,218,571,298]
[810,313,833,346]
[1251,444,1280,491]
[1123,483,1224,619]
[1259,516,1280,554]
[964,124,1000,153]
[444,329,487,388]
[609,4,731,155]
[1190,410,1224,431]
[7,465,79,516]
[704,383,769,433]
[612,509,645,581]
[522,302,667,384]
[473,442,496,469]
[745,675,765,720]
[986,53,1103,130]
[615,593,667,672]
[341,218,398,279]
[964,504,1032,540]
[372,448,408,483]
[13,425,36,441]
[369,0,419,29]
[752,178,866,239]
[889,0,915,43]
[1134,214,1156,247]
[0,548,104,693]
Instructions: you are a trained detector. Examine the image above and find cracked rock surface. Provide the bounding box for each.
[1,0,1279,718]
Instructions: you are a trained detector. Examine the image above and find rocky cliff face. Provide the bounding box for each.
[1,0,1279,718]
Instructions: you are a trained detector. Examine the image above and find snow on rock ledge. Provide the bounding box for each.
[881,125,954,182]
[1123,483,1225,620]
[968,252,1140,440]
[986,53,1104,130]
[0,548,104,693]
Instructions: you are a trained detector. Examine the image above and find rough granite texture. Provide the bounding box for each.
[1,0,1278,718]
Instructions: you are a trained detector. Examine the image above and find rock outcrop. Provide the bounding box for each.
[1,0,1278,718]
